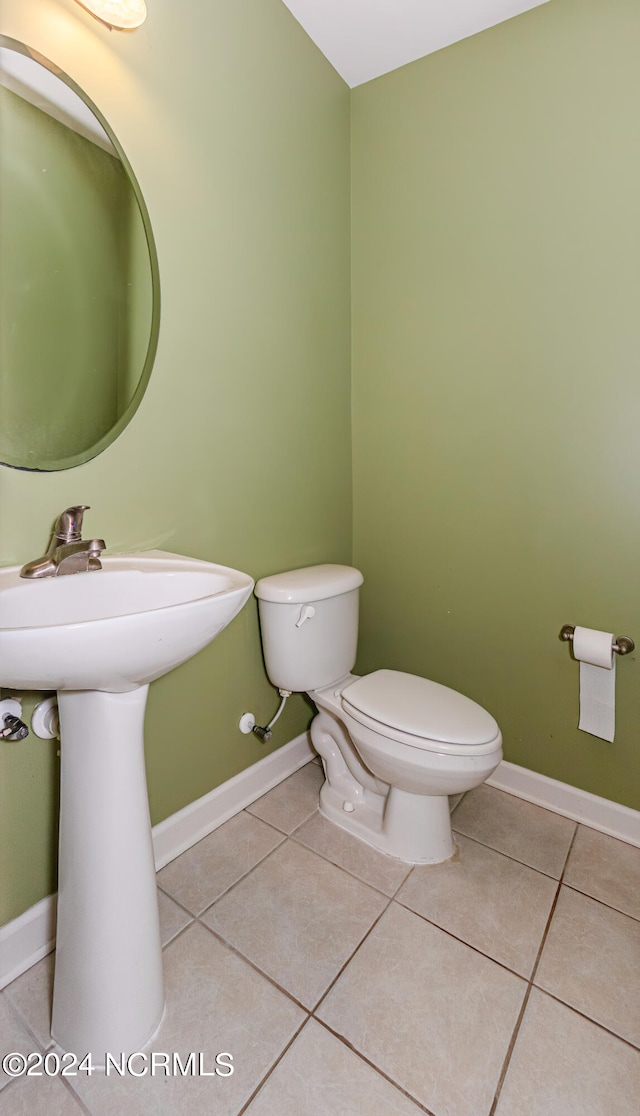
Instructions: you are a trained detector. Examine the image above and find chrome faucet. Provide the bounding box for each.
[20,506,106,579]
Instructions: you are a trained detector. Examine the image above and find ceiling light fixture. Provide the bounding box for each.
[75,0,147,31]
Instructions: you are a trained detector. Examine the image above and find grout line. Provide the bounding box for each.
[10,773,638,1115]
[313,1017,437,1116]
[172,833,400,1017]
[185,831,291,919]
[528,987,640,1054]
[1,985,54,1058]
[489,852,569,1107]
[244,762,323,835]
[527,882,562,987]
[5,1003,93,1114]
[196,919,312,1015]
[156,820,289,917]
[155,884,194,916]
[244,804,311,837]
[197,854,397,1021]
[448,790,468,816]
[288,812,318,839]
[156,786,640,1114]
[160,922,194,950]
[196,830,395,930]
[391,899,536,983]
[391,863,415,898]
[559,819,579,880]
[559,882,640,925]
[527,820,577,986]
[158,918,197,954]
[288,830,412,900]
[450,827,569,882]
[254,808,318,836]
[488,982,534,1116]
[235,1015,310,1116]
[310,895,394,1016]
[60,1075,94,1115]
[449,825,638,919]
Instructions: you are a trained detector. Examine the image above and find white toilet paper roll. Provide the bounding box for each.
[572,626,615,742]
[572,626,615,669]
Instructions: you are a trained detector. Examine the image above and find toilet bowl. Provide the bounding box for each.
[255,565,502,864]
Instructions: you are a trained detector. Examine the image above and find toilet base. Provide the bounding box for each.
[309,700,458,865]
[319,778,456,865]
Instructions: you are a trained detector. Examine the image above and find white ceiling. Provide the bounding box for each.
[280,0,550,88]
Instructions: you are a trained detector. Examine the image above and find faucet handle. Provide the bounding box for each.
[54,506,90,543]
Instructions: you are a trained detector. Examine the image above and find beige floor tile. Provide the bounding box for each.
[201,840,387,1008]
[452,785,575,877]
[157,811,284,915]
[3,954,54,1051]
[69,922,305,1116]
[244,1018,424,1115]
[0,1075,86,1115]
[0,993,44,1091]
[158,890,193,947]
[563,826,640,920]
[317,903,526,1116]
[535,886,640,1046]
[396,833,557,977]
[246,762,324,834]
[293,811,411,897]
[495,988,640,1116]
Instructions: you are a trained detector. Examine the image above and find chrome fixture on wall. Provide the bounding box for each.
[559,625,635,656]
[0,698,29,741]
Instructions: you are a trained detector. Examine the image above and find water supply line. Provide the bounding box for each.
[252,689,292,742]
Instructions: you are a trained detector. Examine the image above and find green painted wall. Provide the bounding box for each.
[351,0,640,809]
[3,0,639,931]
[0,0,350,924]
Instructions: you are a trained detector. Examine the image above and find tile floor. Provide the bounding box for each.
[2,759,640,1115]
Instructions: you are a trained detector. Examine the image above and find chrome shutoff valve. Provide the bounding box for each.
[1,714,29,740]
[0,699,29,740]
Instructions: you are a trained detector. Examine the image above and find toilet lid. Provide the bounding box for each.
[341,670,499,747]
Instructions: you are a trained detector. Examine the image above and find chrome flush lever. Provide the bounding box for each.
[296,605,315,628]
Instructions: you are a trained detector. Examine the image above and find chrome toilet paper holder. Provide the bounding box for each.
[560,625,635,656]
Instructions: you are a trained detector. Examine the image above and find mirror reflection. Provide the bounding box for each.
[0,38,159,471]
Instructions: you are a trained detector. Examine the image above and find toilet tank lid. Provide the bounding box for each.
[342,669,500,746]
[255,564,363,604]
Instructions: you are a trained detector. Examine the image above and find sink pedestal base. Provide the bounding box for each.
[51,686,165,1058]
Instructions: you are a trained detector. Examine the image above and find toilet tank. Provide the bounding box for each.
[254,565,364,692]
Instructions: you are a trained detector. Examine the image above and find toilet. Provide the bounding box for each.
[255,564,503,864]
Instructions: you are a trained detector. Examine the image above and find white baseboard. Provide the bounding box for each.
[0,894,57,990]
[487,760,640,848]
[2,745,638,988]
[0,732,314,989]
[152,731,315,870]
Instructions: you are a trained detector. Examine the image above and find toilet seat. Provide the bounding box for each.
[341,669,501,757]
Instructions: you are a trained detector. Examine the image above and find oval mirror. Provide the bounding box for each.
[0,36,160,471]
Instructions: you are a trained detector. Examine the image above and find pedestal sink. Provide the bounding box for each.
[0,551,254,1058]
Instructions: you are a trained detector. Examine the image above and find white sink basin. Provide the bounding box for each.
[0,548,254,1059]
[0,549,254,691]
